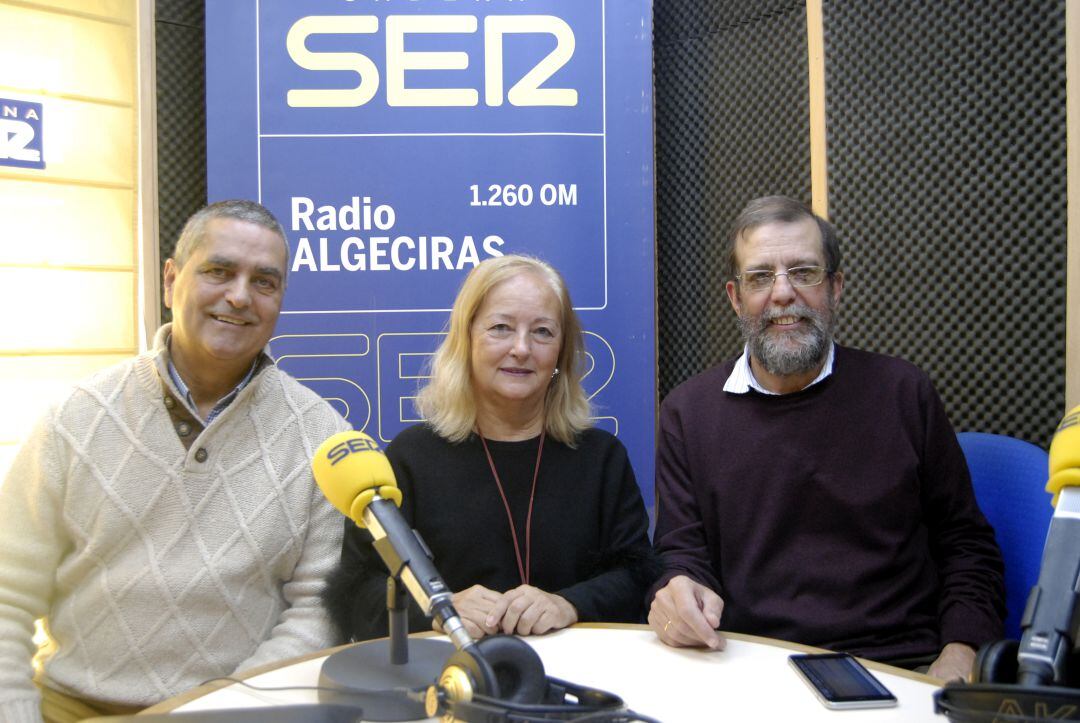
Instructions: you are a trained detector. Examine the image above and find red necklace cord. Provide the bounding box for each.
[478,428,546,586]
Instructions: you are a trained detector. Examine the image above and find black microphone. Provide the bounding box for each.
[1016,405,1080,687]
[312,431,474,652]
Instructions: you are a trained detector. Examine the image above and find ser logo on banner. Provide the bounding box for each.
[287,15,577,108]
[0,98,45,170]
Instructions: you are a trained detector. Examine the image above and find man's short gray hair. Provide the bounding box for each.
[725,196,842,279]
[172,200,289,276]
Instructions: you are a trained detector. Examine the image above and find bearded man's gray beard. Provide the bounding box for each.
[738,298,837,377]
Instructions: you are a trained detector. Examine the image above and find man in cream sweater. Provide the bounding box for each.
[0,200,350,722]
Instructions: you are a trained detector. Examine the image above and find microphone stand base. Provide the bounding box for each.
[318,638,454,721]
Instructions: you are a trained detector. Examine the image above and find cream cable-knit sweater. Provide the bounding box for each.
[0,326,350,722]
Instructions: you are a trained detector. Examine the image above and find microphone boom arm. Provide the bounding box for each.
[1016,485,1080,686]
[364,495,475,652]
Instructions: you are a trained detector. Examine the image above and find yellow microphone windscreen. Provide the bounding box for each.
[312,431,402,525]
[1047,405,1080,505]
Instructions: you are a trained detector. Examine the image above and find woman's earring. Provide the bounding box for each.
[551,368,560,379]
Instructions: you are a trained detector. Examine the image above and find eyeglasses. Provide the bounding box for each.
[735,266,829,293]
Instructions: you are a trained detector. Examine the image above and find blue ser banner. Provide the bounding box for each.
[206,0,656,502]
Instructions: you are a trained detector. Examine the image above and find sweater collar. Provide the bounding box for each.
[723,342,836,395]
[166,350,259,425]
[148,323,272,421]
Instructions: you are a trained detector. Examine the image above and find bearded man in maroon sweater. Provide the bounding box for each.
[647,196,1004,682]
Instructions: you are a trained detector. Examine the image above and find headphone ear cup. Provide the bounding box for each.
[472,635,548,704]
[442,646,498,695]
[972,639,1019,684]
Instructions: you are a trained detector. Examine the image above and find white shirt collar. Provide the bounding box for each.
[723,342,836,395]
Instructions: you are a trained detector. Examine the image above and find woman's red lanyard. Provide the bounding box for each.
[478,429,546,586]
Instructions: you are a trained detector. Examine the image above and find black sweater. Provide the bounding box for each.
[649,345,1005,662]
[324,424,656,642]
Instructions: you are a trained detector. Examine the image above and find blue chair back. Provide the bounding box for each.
[957,432,1052,639]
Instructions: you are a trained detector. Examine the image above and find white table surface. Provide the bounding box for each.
[162,625,943,721]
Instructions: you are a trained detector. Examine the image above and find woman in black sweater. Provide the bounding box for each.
[323,255,655,642]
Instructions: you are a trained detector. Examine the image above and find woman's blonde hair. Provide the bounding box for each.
[416,255,592,445]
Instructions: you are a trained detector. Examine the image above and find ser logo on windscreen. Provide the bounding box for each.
[327,436,382,466]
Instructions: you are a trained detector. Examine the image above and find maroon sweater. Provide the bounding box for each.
[650,345,1005,662]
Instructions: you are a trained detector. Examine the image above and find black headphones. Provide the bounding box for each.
[934,639,1080,721]
[422,635,629,721]
[972,639,1021,686]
